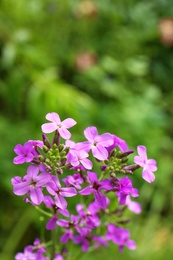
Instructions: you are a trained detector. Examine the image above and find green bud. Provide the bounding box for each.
[43,145,49,153]
[58,144,64,152]
[38,155,45,162]
[52,143,58,149]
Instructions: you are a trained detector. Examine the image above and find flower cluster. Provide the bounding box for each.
[12,112,157,259]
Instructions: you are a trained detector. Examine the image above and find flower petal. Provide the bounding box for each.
[60,187,77,197]
[92,144,108,160]
[137,145,147,160]
[30,187,44,205]
[58,127,71,139]
[142,169,155,183]
[84,126,98,142]
[41,123,57,133]
[62,118,77,128]
[45,112,60,123]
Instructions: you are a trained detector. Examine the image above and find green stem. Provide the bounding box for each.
[50,228,57,260]
[35,206,52,217]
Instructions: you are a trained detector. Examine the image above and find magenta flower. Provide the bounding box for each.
[15,245,36,260]
[67,149,93,170]
[81,126,114,160]
[62,173,84,190]
[76,203,101,228]
[41,112,76,139]
[134,145,157,183]
[15,239,48,260]
[106,224,136,252]
[116,177,139,205]
[12,165,51,205]
[46,176,77,210]
[73,227,90,252]
[43,196,69,230]
[13,142,35,164]
[79,171,112,209]
[54,254,64,260]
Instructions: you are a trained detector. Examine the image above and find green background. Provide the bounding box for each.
[0,0,173,259]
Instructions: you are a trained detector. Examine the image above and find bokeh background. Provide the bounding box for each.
[0,0,173,259]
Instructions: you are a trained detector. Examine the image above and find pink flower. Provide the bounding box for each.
[134,145,157,183]
[82,126,114,160]
[46,176,77,210]
[41,112,76,139]
[13,142,35,164]
[12,165,51,205]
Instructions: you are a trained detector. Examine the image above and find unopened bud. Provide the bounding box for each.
[42,134,51,148]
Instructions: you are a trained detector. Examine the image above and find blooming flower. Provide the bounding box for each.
[67,149,93,170]
[13,142,35,164]
[81,126,114,160]
[106,224,136,252]
[134,145,157,183]
[46,176,77,210]
[76,203,101,228]
[116,177,139,205]
[43,196,69,230]
[79,171,112,208]
[73,227,91,252]
[12,165,51,205]
[62,173,84,190]
[41,112,76,139]
[15,239,48,260]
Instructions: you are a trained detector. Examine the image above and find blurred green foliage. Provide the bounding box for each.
[0,0,173,259]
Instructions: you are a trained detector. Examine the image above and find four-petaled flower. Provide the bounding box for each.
[134,145,157,183]
[41,112,76,139]
[46,176,77,210]
[80,171,112,209]
[12,165,51,205]
[106,224,136,253]
[13,142,35,164]
[82,126,114,160]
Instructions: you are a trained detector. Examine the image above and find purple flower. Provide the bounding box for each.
[43,196,69,230]
[80,171,112,209]
[116,177,139,205]
[13,142,35,164]
[76,203,101,228]
[54,254,64,260]
[106,224,136,252]
[12,165,51,205]
[134,145,157,183]
[73,227,90,252]
[15,239,48,260]
[92,235,108,249]
[62,173,84,190]
[82,126,114,160]
[28,140,44,156]
[15,245,35,260]
[46,176,77,210]
[41,112,76,139]
[57,216,79,243]
[67,149,93,170]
